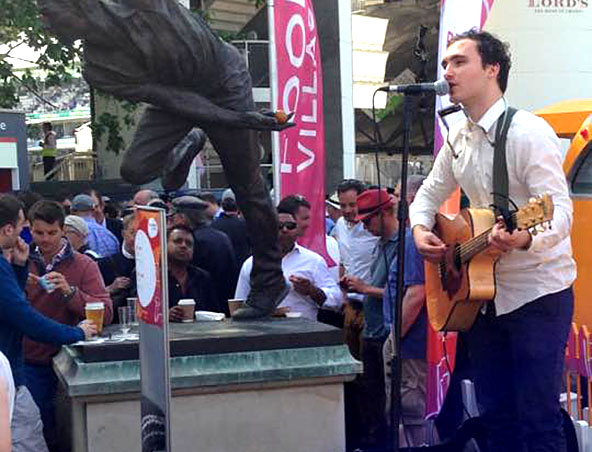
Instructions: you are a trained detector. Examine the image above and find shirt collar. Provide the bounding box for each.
[468,97,506,135]
[122,243,134,260]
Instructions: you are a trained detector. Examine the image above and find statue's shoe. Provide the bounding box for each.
[232,281,290,320]
[161,128,207,190]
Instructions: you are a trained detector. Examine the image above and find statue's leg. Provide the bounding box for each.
[120,106,193,185]
[206,126,287,319]
[161,128,207,191]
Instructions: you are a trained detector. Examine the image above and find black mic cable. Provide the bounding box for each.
[438,104,463,159]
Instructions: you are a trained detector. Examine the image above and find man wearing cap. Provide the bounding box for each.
[343,188,399,450]
[70,194,119,258]
[23,200,111,450]
[63,215,100,260]
[382,175,428,446]
[168,196,237,315]
[329,179,377,449]
[325,192,341,235]
[133,189,160,206]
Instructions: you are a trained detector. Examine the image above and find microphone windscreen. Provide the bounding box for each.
[434,79,450,96]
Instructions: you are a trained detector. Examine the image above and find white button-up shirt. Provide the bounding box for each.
[410,98,576,315]
[235,244,343,320]
[330,216,378,302]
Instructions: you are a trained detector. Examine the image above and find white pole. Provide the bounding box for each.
[267,0,281,204]
[338,0,356,179]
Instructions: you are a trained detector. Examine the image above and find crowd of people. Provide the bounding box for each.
[0,179,429,452]
[0,30,577,452]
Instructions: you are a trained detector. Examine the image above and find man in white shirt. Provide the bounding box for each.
[235,209,341,321]
[330,180,378,359]
[277,194,341,282]
[410,30,576,451]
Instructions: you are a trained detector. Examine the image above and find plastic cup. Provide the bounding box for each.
[228,299,245,317]
[85,302,105,335]
[126,297,138,324]
[178,299,196,323]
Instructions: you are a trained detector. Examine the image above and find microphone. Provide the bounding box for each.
[378,79,449,96]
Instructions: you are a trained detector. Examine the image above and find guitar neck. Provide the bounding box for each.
[459,210,518,263]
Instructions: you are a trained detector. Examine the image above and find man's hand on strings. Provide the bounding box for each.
[413,226,446,262]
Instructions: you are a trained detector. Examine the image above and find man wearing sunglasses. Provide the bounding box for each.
[234,209,341,321]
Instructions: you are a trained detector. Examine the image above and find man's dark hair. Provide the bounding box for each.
[277,206,295,218]
[53,190,72,204]
[336,179,366,196]
[28,200,66,228]
[450,29,511,93]
[198,192,218,206]
[0,194,24,228]
[277,195,310,217]
[221,197,238,213]
[104,202,120,219]
[167,224,194,240]
[16,191,43,219]
[42,122,53,130]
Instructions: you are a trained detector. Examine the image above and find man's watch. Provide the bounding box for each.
[63,286,77,301]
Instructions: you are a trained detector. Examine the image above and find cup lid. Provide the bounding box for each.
[86,302,105,309]
[178,299,196,305]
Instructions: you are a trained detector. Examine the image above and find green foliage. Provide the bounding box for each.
[92,98,139,154]
[376,95,403,121]
[0,0,81,108]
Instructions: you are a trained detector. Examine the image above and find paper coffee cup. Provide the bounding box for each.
[178,299,196,322]
[228,298,245,317]
[85,302,105,334]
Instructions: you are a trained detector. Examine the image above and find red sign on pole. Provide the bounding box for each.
[135,207,171,452]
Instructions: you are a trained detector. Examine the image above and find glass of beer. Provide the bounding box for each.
[85,302,105,336]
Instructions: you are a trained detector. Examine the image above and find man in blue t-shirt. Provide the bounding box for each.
[382,176,428,447]
[383,228,427,447]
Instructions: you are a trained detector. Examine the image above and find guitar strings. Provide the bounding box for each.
[454,211,518,263]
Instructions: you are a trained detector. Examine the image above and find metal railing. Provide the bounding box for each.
[29,151,97,182]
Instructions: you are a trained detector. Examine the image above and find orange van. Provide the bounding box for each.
[536,100,592,327]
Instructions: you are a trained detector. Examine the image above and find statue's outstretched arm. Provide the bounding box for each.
[106,82,292,132]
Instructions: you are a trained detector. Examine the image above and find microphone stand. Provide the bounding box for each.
[388,92,415,452]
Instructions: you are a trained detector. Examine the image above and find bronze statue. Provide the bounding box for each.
[38,0,291,318]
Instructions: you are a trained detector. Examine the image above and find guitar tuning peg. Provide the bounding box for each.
[530,227,538,236]
[548,220,552,230]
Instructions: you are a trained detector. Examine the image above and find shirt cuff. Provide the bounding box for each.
[410,213,435,231]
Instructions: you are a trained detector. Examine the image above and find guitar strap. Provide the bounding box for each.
[492,106,518,231]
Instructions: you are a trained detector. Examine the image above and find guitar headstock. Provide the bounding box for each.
[514,194,554,234]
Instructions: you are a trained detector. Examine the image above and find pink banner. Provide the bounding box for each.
[274,0,331,263]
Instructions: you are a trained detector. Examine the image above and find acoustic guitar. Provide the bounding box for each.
[426,194,554,332]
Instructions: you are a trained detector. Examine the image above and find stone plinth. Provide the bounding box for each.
[54,318,361,452]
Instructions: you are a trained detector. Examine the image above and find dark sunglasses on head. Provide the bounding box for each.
[278,221,297,231]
